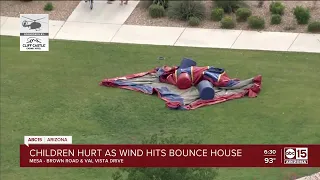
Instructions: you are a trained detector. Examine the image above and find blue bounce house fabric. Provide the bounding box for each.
[197,80,215,100]
[179,58,197,69]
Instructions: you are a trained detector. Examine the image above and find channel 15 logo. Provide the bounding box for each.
[284,147,308,164]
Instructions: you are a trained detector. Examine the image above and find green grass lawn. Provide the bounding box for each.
[1,36,319,180]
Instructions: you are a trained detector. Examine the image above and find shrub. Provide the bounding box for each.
[269,1,285,15]
[235,8,252,22]
[168,1,205,21]
[112,134,218,180]
[220,16,236,29]
[271,14,282,25]
[188,17,201,26]
[211,7,224,21]
[214,0,248,13]
[308,21,320,32]
[293,6,311,24]
[248,16,265,29]
[44,2,53,11]
[153,0,169,9]
[148,4,165,18]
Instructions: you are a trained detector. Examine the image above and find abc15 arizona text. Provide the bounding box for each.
[283,147,308,164]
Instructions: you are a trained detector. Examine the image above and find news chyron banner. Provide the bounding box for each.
[21,136,320,167]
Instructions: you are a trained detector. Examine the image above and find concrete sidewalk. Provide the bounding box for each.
[1,15,319,53]
[295,172,320,180]
[1,6,320,54]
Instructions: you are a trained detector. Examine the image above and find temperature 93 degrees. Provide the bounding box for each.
[263,149,277,165]
[265,157,276,164]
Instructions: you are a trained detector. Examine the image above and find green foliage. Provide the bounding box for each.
[220,16,236,29]
[188,17,201,26]
[167,0,205,21]
[235,8,252,22]
[111,134,218,180]
[269,1,285,15]
[149,4,165,18]
[271,14,282,25]
[214,0,248,13]
[211,7,224,21]
[248,16,265,29]
[44,2,53,11]
[153,0,169,9]
[308,21,320,32]
[293,6,311,24]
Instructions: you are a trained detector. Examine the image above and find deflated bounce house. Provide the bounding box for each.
[100,58,262,110]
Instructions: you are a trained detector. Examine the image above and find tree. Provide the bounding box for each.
[112,134,218,180]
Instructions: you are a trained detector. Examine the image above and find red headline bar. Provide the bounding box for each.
[20,144,320,167]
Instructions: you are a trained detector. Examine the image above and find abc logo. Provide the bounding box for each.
[284,148,308,160]
[285,149,295,159]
